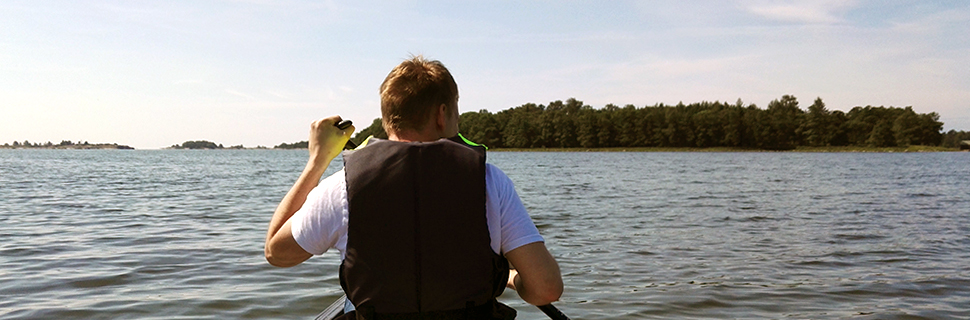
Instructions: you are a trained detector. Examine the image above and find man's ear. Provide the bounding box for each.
[435,103,448,131]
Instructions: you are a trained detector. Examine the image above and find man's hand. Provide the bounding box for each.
[308,116,355,170]
[265,115,354,268]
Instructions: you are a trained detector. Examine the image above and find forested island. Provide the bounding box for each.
[273,141,308,149]
[165,140,304,149]
[347,95,970,151]
[1,140,133,149]
[167,141,252,149]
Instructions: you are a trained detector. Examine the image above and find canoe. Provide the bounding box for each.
[313,295,347,320]
[312,295,571,320]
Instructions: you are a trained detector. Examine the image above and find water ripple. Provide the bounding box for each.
[2,150,970,319]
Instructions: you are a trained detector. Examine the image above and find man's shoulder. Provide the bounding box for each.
[319,168,347,192]
[484,163,507,179]
[485,164,515,189]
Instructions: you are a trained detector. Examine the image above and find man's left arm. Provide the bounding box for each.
[264,116,354,267]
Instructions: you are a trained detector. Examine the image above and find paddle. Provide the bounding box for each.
[537,304,571,320]
[335,120,358,149]
[313,295,346,320]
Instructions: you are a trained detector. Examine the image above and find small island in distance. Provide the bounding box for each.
[0,140,290,150]
[165,140,300,149]
[167,140,245,149]
[2,140,134,149]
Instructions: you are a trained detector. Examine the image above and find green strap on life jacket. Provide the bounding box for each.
[353,136,376,150]
[354,133,487,150]
[458,133,488,150]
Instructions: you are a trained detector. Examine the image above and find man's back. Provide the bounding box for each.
[341,139,509,317]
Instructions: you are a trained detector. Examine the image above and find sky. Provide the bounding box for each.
[2,0,968,149]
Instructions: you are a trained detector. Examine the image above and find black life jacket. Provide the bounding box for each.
[338,137,514,320]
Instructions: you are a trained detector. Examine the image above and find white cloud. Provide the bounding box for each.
[743,0,856,24]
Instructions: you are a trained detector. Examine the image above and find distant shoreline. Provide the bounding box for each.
[489,145,961,152]
[2,145,963,152]
[0,143,134,150]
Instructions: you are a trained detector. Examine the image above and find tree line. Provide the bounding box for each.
[167,140,247,149]
[942,130,970,149]
[274,141,309,149]
[2,140,134,149]
[351,95,961,150]
[168,140,225,149]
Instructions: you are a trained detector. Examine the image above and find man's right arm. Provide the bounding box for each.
[505,242,563,306]
[487,164,564,305]
[265,116,353,267]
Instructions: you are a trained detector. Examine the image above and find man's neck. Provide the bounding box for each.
[388,129,442,143]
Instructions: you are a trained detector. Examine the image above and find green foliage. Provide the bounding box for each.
[762,95,803,150]
[460,110,503,148]
[867,120,895,147]
[448,96,947,150]
[942,130,970,148]
[173,140,222,149]
[892,108,920,146]
[320,96,949,151]
[801,97,839,147]
[274,141,308,149]
[351,118,388,145]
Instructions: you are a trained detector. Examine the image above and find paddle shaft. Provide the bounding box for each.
[537,304,571,320]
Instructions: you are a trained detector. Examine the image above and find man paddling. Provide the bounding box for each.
[264,56,563,319]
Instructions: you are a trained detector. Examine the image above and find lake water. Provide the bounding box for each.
[1,150,969,319]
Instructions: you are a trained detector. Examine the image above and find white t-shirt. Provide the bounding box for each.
[291,164,543,259]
